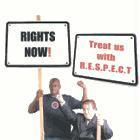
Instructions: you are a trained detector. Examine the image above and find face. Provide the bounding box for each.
[49,80,61,96]
[83,103,96,120]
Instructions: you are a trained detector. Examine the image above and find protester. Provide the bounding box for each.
[56,95,113,140]
[28,78,87,140]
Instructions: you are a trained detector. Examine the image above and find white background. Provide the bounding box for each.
[0,0,140,140]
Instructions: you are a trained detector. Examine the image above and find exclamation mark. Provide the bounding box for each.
[48,47,51,57]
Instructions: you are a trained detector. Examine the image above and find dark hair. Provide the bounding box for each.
[49,78,60,86]
[82,99,97,110]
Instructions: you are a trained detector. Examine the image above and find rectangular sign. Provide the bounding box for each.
[73,34,138,85]
[5,21,71,67]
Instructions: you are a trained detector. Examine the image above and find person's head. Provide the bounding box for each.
[82,99,97,120]
[49,78,61,96]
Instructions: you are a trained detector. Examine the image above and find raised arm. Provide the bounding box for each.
[28,89,43,113]
[77,81,88,102]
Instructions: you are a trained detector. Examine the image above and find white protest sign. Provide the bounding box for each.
[5,22,71,67]
[73,34,138,85]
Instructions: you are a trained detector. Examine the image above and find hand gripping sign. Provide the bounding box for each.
[73,34,138,85]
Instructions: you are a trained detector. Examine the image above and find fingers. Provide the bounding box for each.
[36,89,43,100]
[56,94,62,99]
[37,89,43,95]
[97,113,104,126]
[77,80,83,86]
[56,94,65,105]
[77,81,86,88]
[56,94,64,102]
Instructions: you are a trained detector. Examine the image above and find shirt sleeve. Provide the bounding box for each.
[63,95,82,109]
[101,120,113,139]
[60,103,77,125]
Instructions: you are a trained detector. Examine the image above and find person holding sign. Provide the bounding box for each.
[28,78,87,140]
[56,95,113,140]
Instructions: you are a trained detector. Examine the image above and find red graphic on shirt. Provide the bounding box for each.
[51,101,59,109]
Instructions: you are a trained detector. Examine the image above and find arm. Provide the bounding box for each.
[56,95,77,125]
[28,89,43,113]
[64,81,87,109]
[77,81,88,102]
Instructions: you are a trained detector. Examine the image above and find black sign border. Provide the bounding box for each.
[73,33,138,86]
[5,21,71,67]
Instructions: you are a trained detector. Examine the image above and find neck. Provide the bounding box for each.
[51,93,59,97]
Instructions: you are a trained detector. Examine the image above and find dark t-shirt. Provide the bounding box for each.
[36,94,82,138]
[60,104,113,140]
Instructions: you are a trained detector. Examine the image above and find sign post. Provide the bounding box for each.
[36,15,44,140]
[5,16,71,140]
[38,67,44,140]
[96,123,101,140]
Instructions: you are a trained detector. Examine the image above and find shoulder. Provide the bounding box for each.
[77,113,85,118]
[63,94,81,109]
[63,94,71,97]
[63,94,77,99]
[76,113,85,122]
[63,94,78,102]
[63,94,73,100]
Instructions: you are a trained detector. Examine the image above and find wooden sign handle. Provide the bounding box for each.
[38,67,44,140]
[37,15,44,140]
[96,123,101,140]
